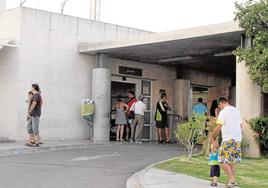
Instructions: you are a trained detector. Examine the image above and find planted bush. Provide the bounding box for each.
[176,114,207,159]
[249,117,268,155]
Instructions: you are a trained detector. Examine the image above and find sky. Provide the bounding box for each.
[5,0,247,32]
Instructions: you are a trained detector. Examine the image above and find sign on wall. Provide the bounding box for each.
[119,66,142,77]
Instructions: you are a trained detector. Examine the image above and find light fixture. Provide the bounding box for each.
[158,56,193,63]
[214,51,234,57]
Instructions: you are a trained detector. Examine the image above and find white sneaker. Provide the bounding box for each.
[135,141,142,144]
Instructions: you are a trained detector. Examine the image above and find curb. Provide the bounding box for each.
[126,157,179,188]
[0,141,119,156]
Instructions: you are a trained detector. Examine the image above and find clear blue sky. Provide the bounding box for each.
[6,0,247,32]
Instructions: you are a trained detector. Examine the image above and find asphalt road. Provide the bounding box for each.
[0,142,183,188]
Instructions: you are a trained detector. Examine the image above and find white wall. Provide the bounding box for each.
[0,9,20,140]
[14,7,151,140]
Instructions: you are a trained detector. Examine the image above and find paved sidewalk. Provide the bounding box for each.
[0,139,114,156]
[127,166,239,188]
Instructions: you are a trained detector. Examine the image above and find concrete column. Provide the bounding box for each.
[92,68,111,142]
[236,36,260,157]
[0,0,5,12]
[174,79,191,119]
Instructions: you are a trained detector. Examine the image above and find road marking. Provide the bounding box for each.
[70,152,120,162]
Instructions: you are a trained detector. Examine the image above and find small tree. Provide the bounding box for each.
[176,114,207,159]
[234,0,268,92]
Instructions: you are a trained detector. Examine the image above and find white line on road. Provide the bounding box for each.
[70,152,120,162]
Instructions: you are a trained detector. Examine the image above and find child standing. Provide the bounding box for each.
[209,142,220,187]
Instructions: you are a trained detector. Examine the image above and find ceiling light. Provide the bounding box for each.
[158,56,193,63]
[214,51,234,57]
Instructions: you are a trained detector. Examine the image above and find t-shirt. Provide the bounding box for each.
[131,101,146,115]
[126,98,138,115]
[30,93,42,117]
[193,103,208,115]
[155,101,169,122]
[208,151,219,166]
[216,106,242,142]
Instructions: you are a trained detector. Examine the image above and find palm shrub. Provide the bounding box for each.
[249,117,268,155]
[176,114,207,159]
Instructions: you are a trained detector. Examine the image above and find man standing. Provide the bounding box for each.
[211,97,242,188]
[28,84,43,146]
[193,97,208,116]
[126,91,137,141]
[130,95,146,144]
[155,93,171,143]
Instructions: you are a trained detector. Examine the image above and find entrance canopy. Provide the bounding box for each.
[78,22,243,73]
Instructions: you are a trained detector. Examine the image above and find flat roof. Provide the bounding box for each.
[78,22,243,73]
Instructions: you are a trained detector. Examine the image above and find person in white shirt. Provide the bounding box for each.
[130,95,146,143]
[211,97,242,188]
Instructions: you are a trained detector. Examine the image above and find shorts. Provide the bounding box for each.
[219,139,242,163]
[27,116,40,135]
[156,121,168,128]
[210,165,220,177]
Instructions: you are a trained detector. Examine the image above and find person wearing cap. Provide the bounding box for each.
[130,95,146,144]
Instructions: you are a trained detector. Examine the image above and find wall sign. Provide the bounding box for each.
[119,66,142,77]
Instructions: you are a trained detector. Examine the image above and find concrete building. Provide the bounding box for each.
[0,5,267,157]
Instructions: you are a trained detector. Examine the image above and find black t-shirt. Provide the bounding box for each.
[30,93,42,117]
[155,101,168,122]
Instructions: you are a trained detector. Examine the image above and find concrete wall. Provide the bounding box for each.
[0,7,152,141]
[0,9,21,140]
[180,68,232,87]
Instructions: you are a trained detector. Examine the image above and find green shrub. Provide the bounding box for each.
[176,114,207,159]
[249,117,268,155]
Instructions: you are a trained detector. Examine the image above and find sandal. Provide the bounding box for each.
[166,140,172,144]
[210,181,217,187]
[225,183,235,188]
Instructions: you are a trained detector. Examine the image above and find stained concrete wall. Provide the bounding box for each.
[180,69,232,87]
[0,9,21,140]
[0,7,152,141]
[236,59,261,157]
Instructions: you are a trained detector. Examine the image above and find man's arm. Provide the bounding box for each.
[28,101,37,115]
[210,124,222,142]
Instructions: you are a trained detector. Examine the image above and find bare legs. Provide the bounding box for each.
[157,128,162,142]
[220,163,236,184]
[116,125,125,141]
[157,127,170,143]
[165,127,170,142]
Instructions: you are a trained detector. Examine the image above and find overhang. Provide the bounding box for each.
[78,22,243,73]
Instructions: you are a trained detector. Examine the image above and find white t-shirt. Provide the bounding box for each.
[131,101,146,115]
[216,106,242,142]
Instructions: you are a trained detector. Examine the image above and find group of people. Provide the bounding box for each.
[25,84,43,147]
[193,97,242,188]
[113,91,146,143]
[113,91,171,144]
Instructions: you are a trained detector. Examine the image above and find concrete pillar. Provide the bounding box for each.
[0,0,5,12]
[90,0,101,21]
[92,68,111,142]
[236,36,260,157]
[174,79,191,119]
